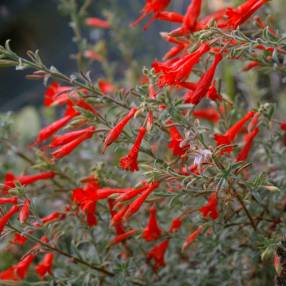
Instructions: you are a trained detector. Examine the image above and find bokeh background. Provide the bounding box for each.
[0,0,191,111]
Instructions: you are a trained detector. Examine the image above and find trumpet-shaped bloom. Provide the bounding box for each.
[182,225,203,250]
[141,207,162,241]
[199,192,218,220]
[146,239,169,272]
[35,253,54,278]
[214,111,255,153]
[236,127,259,161]
[103,108,138,152]
[120,127,146,172]
[185,54,222,105]
[132,0,171,29]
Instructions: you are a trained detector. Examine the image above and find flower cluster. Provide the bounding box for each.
[0,0,285,285]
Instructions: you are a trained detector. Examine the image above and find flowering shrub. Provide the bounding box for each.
[0,0,286,285]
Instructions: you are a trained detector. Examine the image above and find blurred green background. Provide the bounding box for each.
[0,0,190,111]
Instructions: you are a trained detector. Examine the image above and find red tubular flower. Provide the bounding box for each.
[225,0,269,29]
[167,120,188,156]
[182,225,203,250]
[131,0,171,28]
[236,127,259,161]
[120,127,147,172]
[49,126,96,148]
[183,0,202,32]
[11,233,28,246]
[103,107,138,152]
[156,11,184,23]
[110,229,138,245]
[0,268,17,281]
[192,108,220,123]
[114,184,147,204]
[108,200,127,235]
[44,83,93,113]
[35,116,74,145]
[141,207,162,241]
[199,192,218,220]
[74,188,91,203]
[123,181,160,220]
[0,254,36,280]
[114,223,126,237]
[15,254,36,279]
[19,199,30,224]
[4,171,56,192]
[85,17,110,29]
[51,127,96,159]
[0,205,19,233]
[214,111,255,153]
[44,82,73,107]
[98,79,116,95]
[152,43,210,87]
[41,211,63,225]
[168,217,183,233]
[95,188,130,201]
[84,202,97,226]
[2,172,16,194]
[185,54,223,105]
[163,44,185,61]
[166,23,186,36]
[34,105,78,145]
[72,177,99,226]
[18,171,55,185]
[178,81,197,91]
[74,99,97,115]
[207,81,222,102]
[111,205,129,226]
[0,196,18,204]
[35,253,54,278]
[146,239,169,272]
